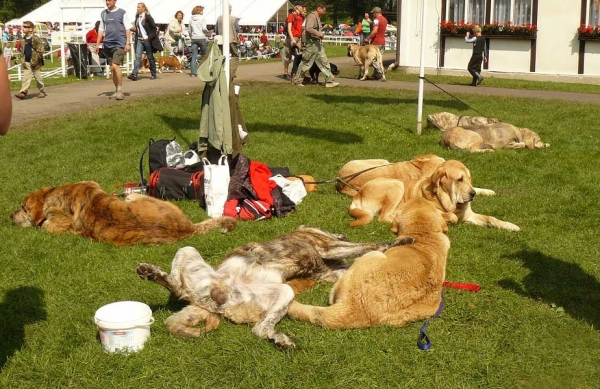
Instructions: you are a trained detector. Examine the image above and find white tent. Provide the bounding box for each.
[14,0,291,26]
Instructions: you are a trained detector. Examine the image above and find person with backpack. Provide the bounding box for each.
[95,0,132,101]
[14,21,47,100]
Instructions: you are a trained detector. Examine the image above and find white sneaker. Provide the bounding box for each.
[325,82,339,88]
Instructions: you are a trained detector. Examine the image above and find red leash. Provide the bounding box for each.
[443,281,481,292]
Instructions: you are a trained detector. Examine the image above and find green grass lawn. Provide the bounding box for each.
[1,81,599,388]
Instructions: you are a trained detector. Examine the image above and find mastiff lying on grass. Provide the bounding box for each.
[427,111,500,131]
[440,123,550,153]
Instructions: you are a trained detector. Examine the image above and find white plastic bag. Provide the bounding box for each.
[269,174,307,204]
[203,156,230,218]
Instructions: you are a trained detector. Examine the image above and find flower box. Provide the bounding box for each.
[577,24,600,40]
[440,21,537,38]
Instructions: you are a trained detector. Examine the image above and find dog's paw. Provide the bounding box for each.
[136,263,166,281]
[474,188,496,196]
[219,217,237,233]
[503,222,520,232]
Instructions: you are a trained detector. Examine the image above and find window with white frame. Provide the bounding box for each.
[492,0,532,25]
[448,0,485,23]
[590,0,600,26]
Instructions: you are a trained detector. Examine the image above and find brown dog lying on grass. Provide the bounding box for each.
[441,123,550,152]
[287,198,449,330]
[10,181,236,246]
[137,226,408,349]
[348,160,519,231]
[336,154,446,196]
[427,111,500,131]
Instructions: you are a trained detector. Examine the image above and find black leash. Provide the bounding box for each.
[419,76,493,119]
[297,163,394,192]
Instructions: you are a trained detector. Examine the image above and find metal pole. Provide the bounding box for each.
[416,0,427,135]
[223,0,230,89]
[59,0,66,77]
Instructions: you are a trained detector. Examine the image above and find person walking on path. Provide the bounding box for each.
[188,5,209,78]
[0,39,12,134]
[465,25,487,86]
[128,2,161,81]
[365,7,387,52]
[96,0,132,100]
[165,11,184,57]
[297,3,338,88]
[285,1,306,84]
[360,12,371,45]
[14,21,47,100]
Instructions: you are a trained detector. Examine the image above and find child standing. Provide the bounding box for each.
[465,25,487,86]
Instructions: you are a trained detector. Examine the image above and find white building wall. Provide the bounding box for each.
[398,0,600,78]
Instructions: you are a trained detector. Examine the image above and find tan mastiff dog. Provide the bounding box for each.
[427,111,500,131]
[441,123,550,153]
[347,43,386,81]
[287,198,450,330]
[347,160,519,231]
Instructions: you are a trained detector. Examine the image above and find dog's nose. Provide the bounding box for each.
[469,190,476,200]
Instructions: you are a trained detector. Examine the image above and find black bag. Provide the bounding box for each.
[139,138,185,185]
[147,168,205,205]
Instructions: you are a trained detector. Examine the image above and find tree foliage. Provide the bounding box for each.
[297,0,395,26]
[0,0,51,23]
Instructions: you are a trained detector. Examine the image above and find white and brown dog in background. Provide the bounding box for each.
[157,54,187,73]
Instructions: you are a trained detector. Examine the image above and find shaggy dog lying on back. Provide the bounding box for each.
[137,226,407,349]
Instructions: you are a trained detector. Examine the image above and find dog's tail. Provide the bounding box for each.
[287,301,356,329]
[194,217,237,234]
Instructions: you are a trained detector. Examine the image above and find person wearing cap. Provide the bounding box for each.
[14,21,47,101]
[297,2,338,88]
[365,7,387,52]
[95,0,132,101]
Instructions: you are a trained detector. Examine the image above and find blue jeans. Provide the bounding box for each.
[132,40,157,76]
[190,39,207,76]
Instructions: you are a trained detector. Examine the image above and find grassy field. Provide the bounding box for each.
[1,80,599,388]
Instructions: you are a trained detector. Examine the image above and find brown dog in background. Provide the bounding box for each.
[287,198,450,330]
[348,160,519,231]
[10,181,236,246]
[157,55,187,73]
[347,43,386,81]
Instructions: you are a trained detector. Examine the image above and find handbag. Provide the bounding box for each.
[147,167,204,203]
[203,156,230,218]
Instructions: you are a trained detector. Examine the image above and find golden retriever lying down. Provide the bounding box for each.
[137,226,407,349]
[10,181,236,246]
[336,154,447,196]
[287,198,449,329]
[427,111,500,131]
[441,123,550,153]
[336,154,496,198]
[348,160,520,231]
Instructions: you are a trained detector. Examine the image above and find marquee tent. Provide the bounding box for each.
[10,0,291,26]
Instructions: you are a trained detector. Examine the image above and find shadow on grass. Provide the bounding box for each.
[0,286,47,370]
[248,122,363,144]
[157,115,197,147]
[498,250,600,329]
[306,94,470,110]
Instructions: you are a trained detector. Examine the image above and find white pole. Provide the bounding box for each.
[59,0,66,77]
[416,0,427,135]
[223,0,230,89]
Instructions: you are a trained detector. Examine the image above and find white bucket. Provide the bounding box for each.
[94,301,154,353]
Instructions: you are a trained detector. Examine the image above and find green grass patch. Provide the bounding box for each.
[1,82,599,388]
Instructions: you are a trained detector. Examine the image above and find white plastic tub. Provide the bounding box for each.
[94,301,154,353]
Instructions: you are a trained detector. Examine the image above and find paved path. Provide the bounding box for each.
[11,54,600,127]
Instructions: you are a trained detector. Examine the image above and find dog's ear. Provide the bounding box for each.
[429,164,457,212]
[26,187,53,226]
